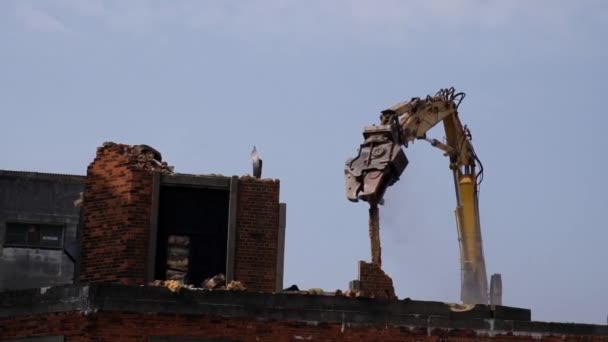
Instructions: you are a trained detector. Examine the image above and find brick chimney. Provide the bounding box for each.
[79,143,170,285]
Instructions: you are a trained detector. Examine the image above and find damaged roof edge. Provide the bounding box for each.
[1,284,606,337]
[0,170,278,188]
[0,169,85,182]
[161,173,279,189]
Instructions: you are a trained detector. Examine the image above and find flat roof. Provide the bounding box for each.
[0,169,85,183]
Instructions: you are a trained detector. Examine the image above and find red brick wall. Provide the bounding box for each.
[2,311,605,342]
[358,261,396,300]
[79,143,157,285]
[78,142,282,291]
[0,312,87,341]
[234,177,281,292]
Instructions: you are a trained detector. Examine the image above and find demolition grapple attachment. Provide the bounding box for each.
[345,116,408,205]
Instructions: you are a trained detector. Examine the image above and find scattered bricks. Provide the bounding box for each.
[233,176,281,292]
[202,274,226,290]
[127,143,174,174]
[357,260,397,300]
[226,280,246,291]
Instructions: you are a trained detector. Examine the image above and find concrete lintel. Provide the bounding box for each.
[160,174,231,189]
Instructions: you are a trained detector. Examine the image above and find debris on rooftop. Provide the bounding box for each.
[306,288,324,296]
[226,280,246,291]
[99,142,175,174]
[149,280,186,293]
[166,235,190,282]
[149,277,246,293]
[202,273,226,290]
[344,289,368,298]
[447,303,476,312]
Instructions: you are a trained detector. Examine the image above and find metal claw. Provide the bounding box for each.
[345,124,408,205]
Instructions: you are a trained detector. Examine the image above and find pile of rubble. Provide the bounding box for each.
[201,273,246,291]
[100,142,174,174]
[129,144,174,174]
[150,232,247,293]
[281,285,374,298]
[149,273,246,293]
[150,279,378,298]
[166,235,190,282]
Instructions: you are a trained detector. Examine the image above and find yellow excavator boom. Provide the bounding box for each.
[345,87,492,304]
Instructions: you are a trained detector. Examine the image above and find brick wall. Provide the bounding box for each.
[0,312,87,341]
[2,311,606,342]
[234,176,281,292]
[78,142,282,291]
[79,143,169,285]
[358,261,396,300]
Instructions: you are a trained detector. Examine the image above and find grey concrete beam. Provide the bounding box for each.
[225,176,239,283]
[161,174,231,189]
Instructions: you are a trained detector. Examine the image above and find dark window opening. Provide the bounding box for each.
[154,186,230,286]
[4,222,64,249]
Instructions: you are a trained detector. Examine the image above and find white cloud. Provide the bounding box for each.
[14,3,67,33]
[11,0,607,45]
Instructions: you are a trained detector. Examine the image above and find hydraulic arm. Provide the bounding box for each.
[344,88,489,304]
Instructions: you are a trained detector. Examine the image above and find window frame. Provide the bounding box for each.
[3,221,65,250]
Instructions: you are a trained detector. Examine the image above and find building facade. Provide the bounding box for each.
[0,170,84,290]
[0,142,607,341]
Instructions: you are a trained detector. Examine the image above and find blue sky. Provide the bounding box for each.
[1,0,607,324]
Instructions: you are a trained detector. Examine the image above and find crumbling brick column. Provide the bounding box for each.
[79,142,171,285]
[369,204,382,266]
[357,261,396,300]
[351,202,396,300]
[234,176,281,292]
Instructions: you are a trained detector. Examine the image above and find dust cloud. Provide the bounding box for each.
[377,145,462,303]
